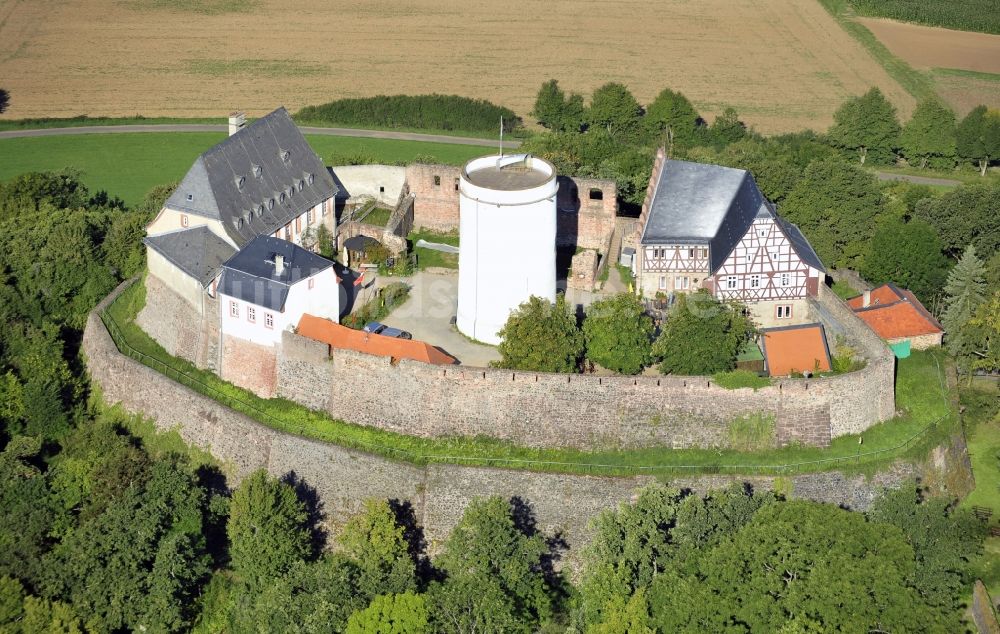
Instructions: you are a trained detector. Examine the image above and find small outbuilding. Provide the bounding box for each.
[847,283,943,356]
[761,323,832,377]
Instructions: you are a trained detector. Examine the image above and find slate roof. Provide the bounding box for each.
[297,314,457,366]
[165,107,338,247]
[219,235,333,311]
[761,323,832,377]
[641,160,826,274]
[641,160,765,272]
[847,283,943,340]
[143,226,236,287]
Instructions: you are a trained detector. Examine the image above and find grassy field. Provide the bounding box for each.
[409,229,459,270]
[0,133,486,205]
[959,378,1000,596]
[105,277,956,477]
[0,0,914,134]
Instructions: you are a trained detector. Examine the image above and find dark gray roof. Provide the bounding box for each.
[641,159,764,271]
[165,107,338,247]
[219,235,333,311]
[774,213,826,273]
[143,226,236,287]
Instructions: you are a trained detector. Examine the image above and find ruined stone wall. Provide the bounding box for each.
[406,163,618,255]
[556,176,618,252]
[83,285,925,571]
[406,163,462,231]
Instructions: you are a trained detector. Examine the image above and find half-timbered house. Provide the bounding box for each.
[634,152,824,327]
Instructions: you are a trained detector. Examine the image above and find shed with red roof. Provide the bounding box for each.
[847,283,943,354]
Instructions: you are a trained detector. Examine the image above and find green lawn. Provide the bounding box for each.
[0,115,224,131]
[408,229,460,270]
[104,278,956,477]
[831,279,859,301]
[0,133,486,206]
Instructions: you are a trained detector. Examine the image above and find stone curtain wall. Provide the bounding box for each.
[84,283,920,571]
[220,336,278,398]
[136,274,207,368]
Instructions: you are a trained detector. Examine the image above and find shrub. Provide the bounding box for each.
[712,370,770,390]
[494,295,583,373]
[296,94,522,134]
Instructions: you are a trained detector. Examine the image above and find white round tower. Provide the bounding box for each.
[457,154,558,345]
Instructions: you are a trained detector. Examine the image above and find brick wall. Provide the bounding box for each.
[84,285,927,573]
[568,250,599,291]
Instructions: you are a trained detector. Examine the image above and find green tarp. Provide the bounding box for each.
[889,340,911,359]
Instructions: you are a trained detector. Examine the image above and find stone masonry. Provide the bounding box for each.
[84,281,932,572]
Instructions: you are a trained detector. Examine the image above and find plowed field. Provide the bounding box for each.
[0,0,914,133]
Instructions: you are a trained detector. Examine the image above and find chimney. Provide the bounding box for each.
[229,111,246,136]
[274,253,285,276]
[862,290,871,307]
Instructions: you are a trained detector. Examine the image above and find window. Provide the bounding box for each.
[236,176,246,190]
[700,248,708,258]
[757,228,767,238]
[321,200,328,216]
[284,227,291,241]
[181,214,189,227]
[589,188,603,201]
[454,178,460,191]
[678,276,689,290]
[688,248,695,258]
[658,276,667,290]
[744,253,752,263]
[185,193,193,202]
[780,273,790,286]
[776,305,792,319]
[307,209,313,224]
[307,173,315,185]
[229,301,239,318]
[295,217,301,233]
[265,313,274,329]
[726,276,737,289]
[247,306,256,323]
[308,278,315,290]
[750,274,760,288]
[298,180,305,192]
[433,175,441,186]
[770,250,778,261]
[279,149,290,162]
[379,186,385,194]
[268,198,275,210]
[279,192,286,204]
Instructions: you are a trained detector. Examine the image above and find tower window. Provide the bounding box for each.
[589,188,603,201]
[433,175,441,186]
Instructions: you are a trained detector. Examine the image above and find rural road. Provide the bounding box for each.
[0,124,524,149]
[874,171,961,187]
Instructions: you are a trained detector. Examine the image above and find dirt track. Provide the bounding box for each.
[0,0,914,134]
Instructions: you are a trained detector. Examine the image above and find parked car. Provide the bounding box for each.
[362,322,412,340]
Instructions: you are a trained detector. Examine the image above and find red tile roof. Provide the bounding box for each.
[762,324,832,377]
[297,314,457,366]
[847,283,943,340]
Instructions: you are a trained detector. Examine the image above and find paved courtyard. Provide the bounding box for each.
[377,270,501,367]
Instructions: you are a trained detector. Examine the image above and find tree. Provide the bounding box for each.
[651,292,756,375]
[781,157,884,268]
[346,592,429,634]
[597,146,655,207]
[530,79,585,133]
[586,83,643,141]
[338,499,417,600]
[913,182,1000,257]
[956,105,1000,176]
[710,107,748,146]
[433,497,555,631]
[227,470,312,591]
[494,295,583,373]
[900,98,958,169]
[969,290,1000,374]
[860,218,950,305]
[0,89,8,115]
[582,293,654,374]
[827,87,901,165]
[644,88,703,150]
[940,246,987,371]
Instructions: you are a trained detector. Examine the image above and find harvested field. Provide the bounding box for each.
[931,69,1000,117]
[0,0,913,134]
[857,18,1000,75]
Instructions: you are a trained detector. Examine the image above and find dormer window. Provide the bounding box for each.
[297,180,305,192]
[256,204,264,217]
[280,149,290,162]
[307,173,314,185]
[186,193,193,202]
[286,186,293,198]
[252,164,263,178]
[237,218,244,229]
[267,198,275,210]
[278,192,285,204]
[236,175,246,190]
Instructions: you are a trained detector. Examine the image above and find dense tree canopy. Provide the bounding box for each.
[900,98,957,169]
[941,246,988,373]
[913,182,1000,257]
[644,88,704,150]
[652,292,757,375]
[583,293,654,374]
[861,218,950,305]
[495,295,583,373]
[586,82,644,142]
[530,79,585,134]
[781,157,884,268]
[827,87,900,165]
[956,105,1000,175]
